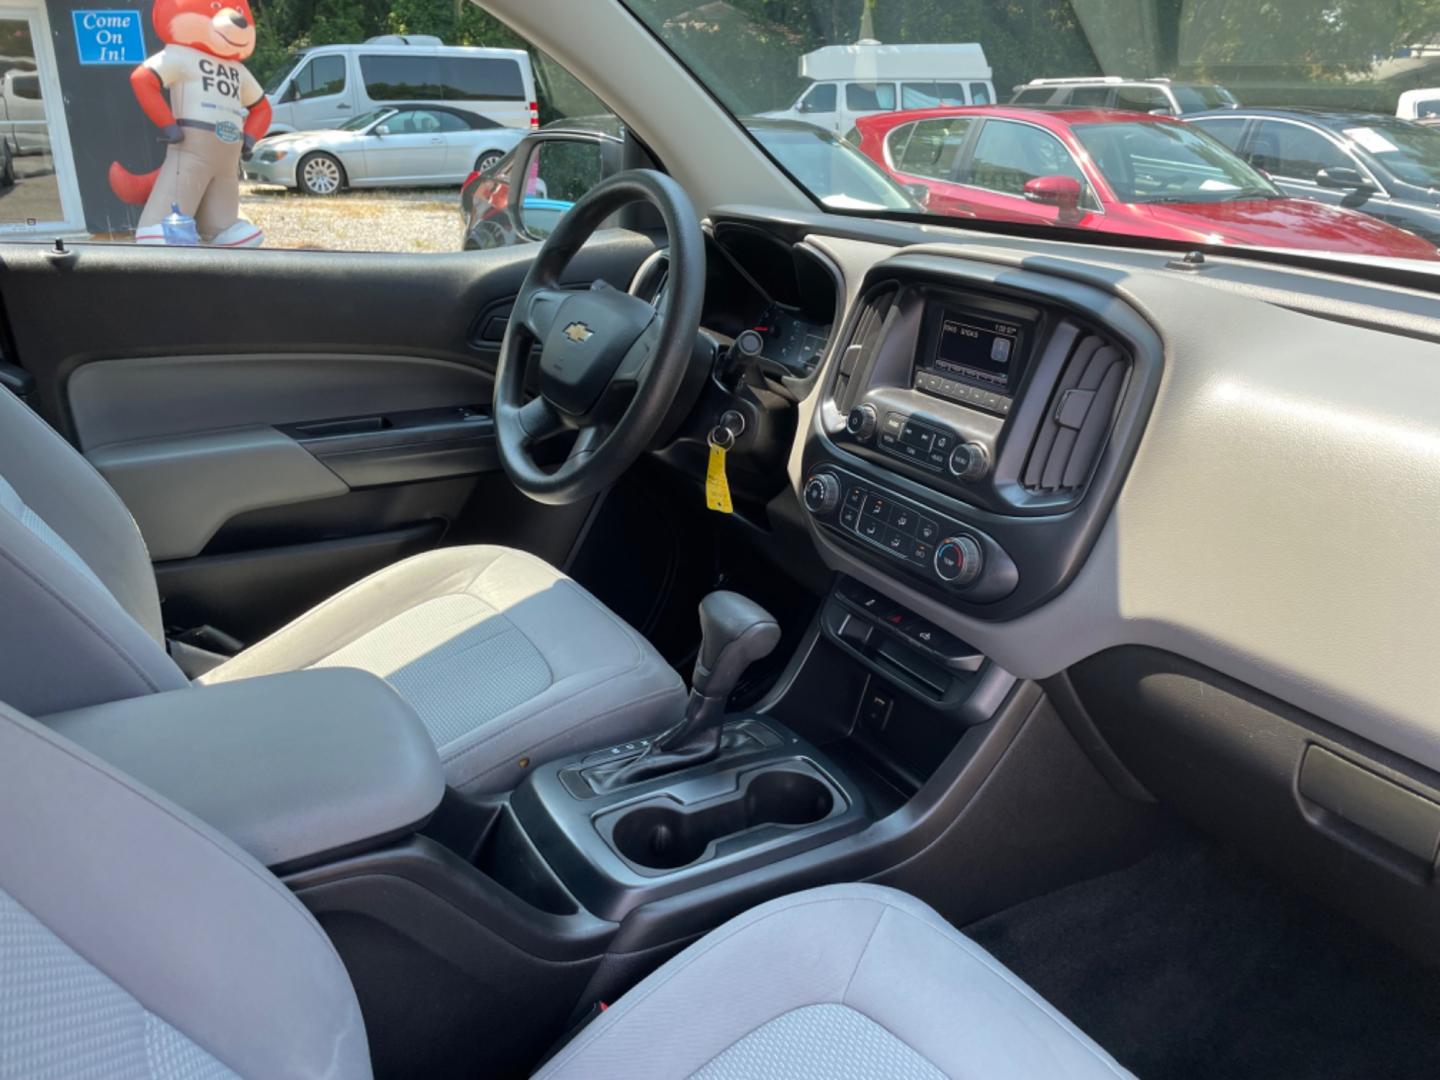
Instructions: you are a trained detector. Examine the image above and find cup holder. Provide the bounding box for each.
[609,768,836,871]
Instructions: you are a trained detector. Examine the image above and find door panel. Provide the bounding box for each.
[0,232,658,640]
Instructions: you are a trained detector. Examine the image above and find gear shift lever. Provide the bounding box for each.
[597,591,780,789]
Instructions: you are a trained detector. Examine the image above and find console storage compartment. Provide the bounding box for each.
[43,668,445,871]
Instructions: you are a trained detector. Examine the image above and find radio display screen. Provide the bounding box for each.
[926,309,1024,393]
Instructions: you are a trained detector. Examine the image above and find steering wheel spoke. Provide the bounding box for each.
[567,423,608,465]
[613,317,663,385]
[519,286,570,341]
[516,395,564,443]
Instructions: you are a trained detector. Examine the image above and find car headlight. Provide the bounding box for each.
[259,149,289,163]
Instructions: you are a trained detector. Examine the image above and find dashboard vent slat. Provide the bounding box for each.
[1022,331,1127,496]
[836,285,897,412]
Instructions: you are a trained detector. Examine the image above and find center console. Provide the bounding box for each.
[802,253,1161,619]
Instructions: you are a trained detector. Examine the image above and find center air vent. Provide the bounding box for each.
[834,284,898,412]
[1021,330,1128,496]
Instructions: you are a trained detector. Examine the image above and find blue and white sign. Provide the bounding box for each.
[72,10,145,66]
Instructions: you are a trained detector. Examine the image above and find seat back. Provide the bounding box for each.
[0,387,186,714]
[0,697,372,1079]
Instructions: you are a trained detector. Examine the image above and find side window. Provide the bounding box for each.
[1011,87,1053,104]
[967,120,1087,197]
[1248,121,1348,181]
[884,122,915,164]
[440,58,525,101]
[1194,118,1248,152]
[896,117,973,180]
[969,82,992,106]
[1114,85,1169,113]
[361,55,442,101]
[900,81,966,109]
[425,110,471,134]
[1067,85,1112,107]
[375,110,418,135]
[800,83,837,114]
[846,82,896,112]
[292,55,346,101]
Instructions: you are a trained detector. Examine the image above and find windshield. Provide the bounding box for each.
[1171,84,1238,111]
[1341,119,1440,188]
[263,52,305,97]
[621,0,1440,266]
[1074,121,1279,203]
[746,122,919,211]
[339,108,394,133]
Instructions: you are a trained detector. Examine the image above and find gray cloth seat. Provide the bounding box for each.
[0,385,684,793]
[2,695,1130,1080]
[537,883,1133,1080]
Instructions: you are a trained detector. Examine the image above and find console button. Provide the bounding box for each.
[863,494,889,518]
[845,485,866,509]
[917,517,939,543]
[859,515,884,540]
[840,505,860,529]
[908,539,932,565]
[926,449,948,470]
[882,527,908,555]
[900,421,934,450]
[890,505,918,535]
[931,430,954,453]
[882,412,906,436]
[880,431,900,450]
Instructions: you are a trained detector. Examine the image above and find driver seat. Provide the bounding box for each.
[0,386,685,794]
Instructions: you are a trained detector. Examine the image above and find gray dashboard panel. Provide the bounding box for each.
[798,232,1440,778]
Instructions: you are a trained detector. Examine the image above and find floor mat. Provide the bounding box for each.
[965,841,1440,1080]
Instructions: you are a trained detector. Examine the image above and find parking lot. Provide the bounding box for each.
[239,183,465,253]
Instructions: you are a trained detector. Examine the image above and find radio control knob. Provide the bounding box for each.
[948,441,990,482]
[803,473,841,515]
[934,535,983,586]
[846,404,877,441]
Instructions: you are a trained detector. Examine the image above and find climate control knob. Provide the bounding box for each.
[934,535,983,586]
[803,473,841,515]
[846,404,878,441]
[948,441,990,482]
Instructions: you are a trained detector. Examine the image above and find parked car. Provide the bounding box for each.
[0,67,48,157]
[1188,108,1440,245]
[463,117,924,249]
[761,41,995,136]
[1396,87,1440,126]
[853,106,1439,258]
[1011,76,1239,115]
[262,37,537,135]
[246,104,527,195]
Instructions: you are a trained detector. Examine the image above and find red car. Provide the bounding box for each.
[853,106,1440,260]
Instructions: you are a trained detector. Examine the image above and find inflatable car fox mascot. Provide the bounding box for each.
[109,0,271,246]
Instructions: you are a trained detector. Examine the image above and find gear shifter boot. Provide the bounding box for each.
[596,591,780,790]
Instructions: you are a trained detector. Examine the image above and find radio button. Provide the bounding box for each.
[931,430,954,453]
[882,412,906,435]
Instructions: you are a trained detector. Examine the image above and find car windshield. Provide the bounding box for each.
[1171,84,1238,111]
[1340,118,1440,188]
[620,0,1440,267]
[745,121,919,211]
[1073,120,1280,203]
[340,109,395,133]
[263,52,304,96]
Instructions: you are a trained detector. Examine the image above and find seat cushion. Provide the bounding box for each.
[203,545,685,793]
[535,883,1133,1080]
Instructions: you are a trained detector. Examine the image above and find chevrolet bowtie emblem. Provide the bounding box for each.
[563,321,595,344]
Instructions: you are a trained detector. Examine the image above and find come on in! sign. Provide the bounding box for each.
[72,9,145,65]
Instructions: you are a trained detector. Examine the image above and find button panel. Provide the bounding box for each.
[834,577,984,670]
[803,465,1019,603]
[877,412,962,474]
[913,371,1013,416]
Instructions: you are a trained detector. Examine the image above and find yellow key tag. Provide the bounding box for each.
[706,441,733,514]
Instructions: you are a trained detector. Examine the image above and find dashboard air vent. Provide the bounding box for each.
[1022,331,1127,495]
[835,285,897,411]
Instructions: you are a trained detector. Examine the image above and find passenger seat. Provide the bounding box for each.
[0,699,1130,1079]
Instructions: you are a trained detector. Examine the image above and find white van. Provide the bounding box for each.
[264,37,537,135]
[762,41,995,137]
[1397,87,1440,126]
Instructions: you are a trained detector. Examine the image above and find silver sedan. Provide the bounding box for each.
[246,105,527,196]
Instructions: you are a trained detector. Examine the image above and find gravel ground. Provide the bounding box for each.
[240,182,465,253]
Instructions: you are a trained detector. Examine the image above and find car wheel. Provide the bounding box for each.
[298,153,345,196]
[474,150,505,175]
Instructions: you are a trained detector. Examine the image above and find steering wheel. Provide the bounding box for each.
[493,169,705,505]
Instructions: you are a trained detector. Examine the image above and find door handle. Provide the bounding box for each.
[337,103,351,110]
[430,137,444,144]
